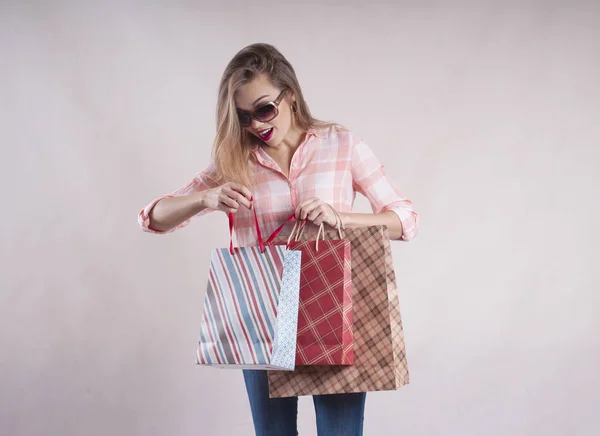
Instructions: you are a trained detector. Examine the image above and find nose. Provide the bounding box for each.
[250,118,264,131]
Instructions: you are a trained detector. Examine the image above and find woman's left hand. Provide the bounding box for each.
[295,197,338,227]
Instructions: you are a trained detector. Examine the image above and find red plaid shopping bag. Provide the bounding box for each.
[266,219,353,366]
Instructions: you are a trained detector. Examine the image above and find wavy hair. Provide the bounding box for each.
[212,43,333,187]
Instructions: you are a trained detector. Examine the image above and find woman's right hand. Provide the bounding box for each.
[202,182,253,214]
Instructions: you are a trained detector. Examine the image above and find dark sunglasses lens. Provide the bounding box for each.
[254,104,277,122]
[238,112,251,127]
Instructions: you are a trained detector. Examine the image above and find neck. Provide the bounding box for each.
[279,125,306,153]
[259,125,307,176]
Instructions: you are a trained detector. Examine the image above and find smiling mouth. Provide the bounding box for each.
[258,128,274,141]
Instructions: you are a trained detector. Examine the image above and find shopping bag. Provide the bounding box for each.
[196,210,302,370]
[267,225,409,396]
[266,220,353,365]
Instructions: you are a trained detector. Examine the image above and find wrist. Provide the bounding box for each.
[194,190,209,210]
[327,203,348,229]
[337,211,349,228]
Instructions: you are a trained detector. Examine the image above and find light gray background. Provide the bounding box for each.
[2,1,599,435]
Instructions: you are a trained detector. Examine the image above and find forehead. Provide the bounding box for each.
[234,74,280,111]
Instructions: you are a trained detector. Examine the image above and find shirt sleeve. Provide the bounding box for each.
[137,163,219,234]
[351,135,419,241]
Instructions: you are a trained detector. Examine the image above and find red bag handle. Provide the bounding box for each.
[264,214,296,245]
[228,207,266,254]
[229,206,297,255]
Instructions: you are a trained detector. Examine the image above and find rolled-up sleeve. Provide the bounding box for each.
[351,136,419,241]
[138,164,218,234]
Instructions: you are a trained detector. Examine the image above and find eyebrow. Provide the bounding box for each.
[236,95,271,113]
[252,95,270,106]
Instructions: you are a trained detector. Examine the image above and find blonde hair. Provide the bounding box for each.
[212,43,333,187]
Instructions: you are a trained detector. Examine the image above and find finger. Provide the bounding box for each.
[299,203,317,221]
[223,188,251,209]
[299,197,320,209]
[231,191,252,209]
[307,206,324,223]
[219,195,239,211]
[296,198,319,220]
[310,204,337,227]
[295,197,318,214]
[319,204,337,226]
[229,184,253,201]
[311,211,325,226]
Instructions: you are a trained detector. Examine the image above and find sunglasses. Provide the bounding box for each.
[237,89,288,128]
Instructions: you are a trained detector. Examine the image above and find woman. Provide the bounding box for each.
[138,43,418,436]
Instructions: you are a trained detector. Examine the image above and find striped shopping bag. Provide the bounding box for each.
[196,210,302,370]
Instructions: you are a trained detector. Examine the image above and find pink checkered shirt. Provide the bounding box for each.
[138,125,418,245]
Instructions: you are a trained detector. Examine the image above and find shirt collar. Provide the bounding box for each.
[251,127,324,159]
[306,127,326,139]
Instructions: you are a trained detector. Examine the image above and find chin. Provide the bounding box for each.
[268,136,283,147]
[259,133,281,148]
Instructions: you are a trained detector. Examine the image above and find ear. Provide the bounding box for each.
[287,90,296,104]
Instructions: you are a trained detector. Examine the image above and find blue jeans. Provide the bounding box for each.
[243,370,366,436]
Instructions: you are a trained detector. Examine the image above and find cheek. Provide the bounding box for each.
[274,108,292,131]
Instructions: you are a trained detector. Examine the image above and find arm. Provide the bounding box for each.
[145,192,210,233]
[296,200,407,240]
[338,210,406,240]
[137,164,252,234]
[345,134,419,241]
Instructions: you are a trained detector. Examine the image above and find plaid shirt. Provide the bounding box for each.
[138,125,418,245]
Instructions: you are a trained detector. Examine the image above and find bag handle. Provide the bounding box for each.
[328,204,346,234]
[286,220,307,248]
[228,205,266,254]
[284,204,345,252]
[232,204,344,254]
[296,205,345,251]
[264,214,296,245]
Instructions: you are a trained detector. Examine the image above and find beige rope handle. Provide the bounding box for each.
[289,204,345,252]
[288,220,310,248]
[315,224,325,251]
[286,220,301,248]
[289,220,325,251]
[326,204,345,239]
[307,205,346,251]
[296,221,307,241]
